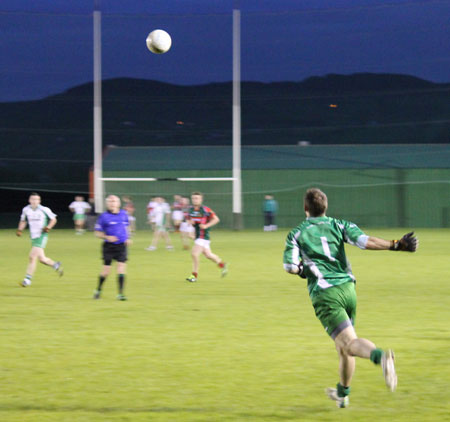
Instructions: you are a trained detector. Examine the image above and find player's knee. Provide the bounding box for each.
[340,338,358,356]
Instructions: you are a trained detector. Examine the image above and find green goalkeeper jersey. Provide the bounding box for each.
[283,216,369,298]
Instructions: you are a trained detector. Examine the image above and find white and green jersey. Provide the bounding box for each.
[283,216,368,297]
[152,202,171,226]
[69,201,91,215]
[20,205,56,239]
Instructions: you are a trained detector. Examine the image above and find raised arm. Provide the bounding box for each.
[366,232,418,252]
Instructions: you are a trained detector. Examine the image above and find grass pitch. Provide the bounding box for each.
[1,228,449,422]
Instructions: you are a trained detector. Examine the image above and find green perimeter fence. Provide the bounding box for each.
[103,168,450,229]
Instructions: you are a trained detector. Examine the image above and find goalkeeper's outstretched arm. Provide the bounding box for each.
[366,231,419,252]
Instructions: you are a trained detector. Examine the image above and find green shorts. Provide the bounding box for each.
[31,233,48,249]
[311,281,357,339]
[74,214,86,221]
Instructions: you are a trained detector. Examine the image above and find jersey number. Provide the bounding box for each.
[320,237,336,261]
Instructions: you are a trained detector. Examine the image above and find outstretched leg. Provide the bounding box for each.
[203,248,228,277]
[327,325,396,407]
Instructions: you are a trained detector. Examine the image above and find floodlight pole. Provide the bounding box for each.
[93,0,104,213]
[232,5,243,230]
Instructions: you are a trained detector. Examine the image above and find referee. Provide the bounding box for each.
[93,195,131,300]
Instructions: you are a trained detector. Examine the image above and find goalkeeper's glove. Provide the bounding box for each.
[298,261,306,279]
[390,231,418,252]
[43,227,50,233]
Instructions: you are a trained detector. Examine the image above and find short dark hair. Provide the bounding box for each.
[191,192,203,197]
[29,192,40,197]
[304,188,328,217]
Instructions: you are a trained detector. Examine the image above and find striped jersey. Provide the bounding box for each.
[20,205,57,239]
[283,216,368,297]
[188,205,216,240]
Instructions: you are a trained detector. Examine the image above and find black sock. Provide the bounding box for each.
[118,274,125,294]
[98,275,106,291]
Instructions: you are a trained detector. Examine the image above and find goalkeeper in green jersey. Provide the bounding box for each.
[283,188,418,408]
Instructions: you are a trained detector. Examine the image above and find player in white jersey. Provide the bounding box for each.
[145,197,174,251]
[16,192,63,287]
[69,195,91,234]
[171,194,184,231]
[179,196,194,250]
[146,197,158,231]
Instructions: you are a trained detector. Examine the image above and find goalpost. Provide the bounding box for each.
[93,4,243,228]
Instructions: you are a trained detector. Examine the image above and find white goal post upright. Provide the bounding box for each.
[93,0,104,213]
[232,4,243,230]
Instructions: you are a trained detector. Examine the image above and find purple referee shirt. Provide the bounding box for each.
[95,210,129,244]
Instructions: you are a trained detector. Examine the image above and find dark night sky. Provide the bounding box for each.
[0,0,449,101]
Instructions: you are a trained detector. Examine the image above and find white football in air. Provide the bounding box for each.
[146,29,172,54]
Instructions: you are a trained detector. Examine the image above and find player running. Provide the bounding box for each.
[146,197,174,251]
[122,195,136,233]
[68,195,91,234]
[93,195,131,301]
[146,196,158,231]
[179,196,194,250]
[171,194,184,232]
[283,188,418,408]
[185,192,228,282]
[16,192,63,287]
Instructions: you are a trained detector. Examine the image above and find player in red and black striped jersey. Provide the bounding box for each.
[185,192,228,282]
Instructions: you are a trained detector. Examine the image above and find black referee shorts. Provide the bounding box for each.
[102,242,128,265]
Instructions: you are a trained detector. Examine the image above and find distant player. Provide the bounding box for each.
[146,197,173,251]
[69,195,91,234]
[16,192,63,287]
[179,196,194,250]
[185,192,228,282]
[93,195,131,301]
[146,196,158,231]
[122,195,136,233]
[171,194,184,231]
[283,188,419,408]
[263,194,278,231]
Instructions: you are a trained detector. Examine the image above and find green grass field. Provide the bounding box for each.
[1,228,449,422]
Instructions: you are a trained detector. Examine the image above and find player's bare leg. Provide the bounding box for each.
[26,248,39,276]
[161,231,174,250]
[192,244,202,272]
[37,248,55,267]
[327,325,396,407]
[186,244,202,282]
[21,247,62,286]
[147,230,162,251]
[203,248,228,277]
[173,219,182,232]
[76,219,85,234]
[180,232,191,249]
